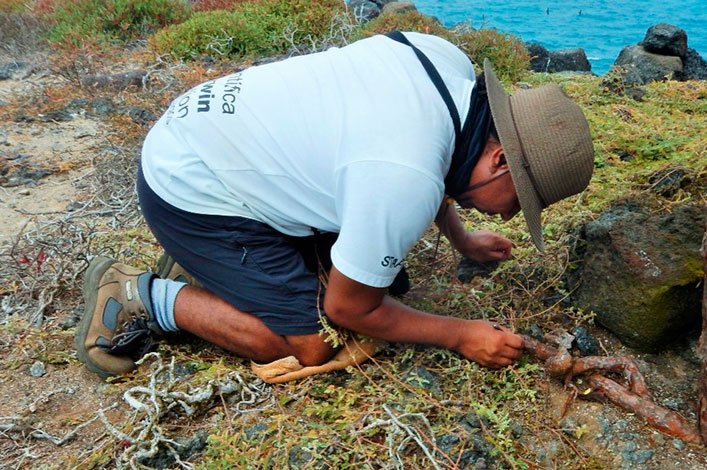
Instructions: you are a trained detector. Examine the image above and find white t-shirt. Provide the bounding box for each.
[142,32,475,288]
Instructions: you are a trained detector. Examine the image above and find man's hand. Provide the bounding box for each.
[453,320,524,368]
[458,230,512,263]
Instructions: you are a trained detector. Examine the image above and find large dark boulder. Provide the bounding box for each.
[641,23,688,58]
[680,48,707,80]
[614,45,682,85]
[547,48,591,73]
[527,43,591,73]
[570,201,706,351]
[615,23,706,83]
[526,43,550,71]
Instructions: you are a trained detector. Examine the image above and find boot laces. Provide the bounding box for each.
[108,316,156,360]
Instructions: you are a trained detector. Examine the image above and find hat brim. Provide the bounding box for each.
[483,59,545,251]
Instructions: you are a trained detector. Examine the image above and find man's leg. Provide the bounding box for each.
[173,285,337,366]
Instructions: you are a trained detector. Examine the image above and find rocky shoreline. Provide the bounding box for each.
[348,1,707,83]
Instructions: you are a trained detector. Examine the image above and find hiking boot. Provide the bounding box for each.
[155,252,202,288]
[75,256,163,379]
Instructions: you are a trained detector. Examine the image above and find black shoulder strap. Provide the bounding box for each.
[385,31,461,142]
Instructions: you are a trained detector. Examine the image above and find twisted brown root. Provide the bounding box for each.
[573,356,650,397]
[520,334,701,444]
[587,374,701,444]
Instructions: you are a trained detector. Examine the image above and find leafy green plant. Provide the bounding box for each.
[354,10,450,38]
[151,0,348,60]
[46,0,190,48]
[453,28,530,83]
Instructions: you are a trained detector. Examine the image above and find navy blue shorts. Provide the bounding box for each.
[137,167,336,335]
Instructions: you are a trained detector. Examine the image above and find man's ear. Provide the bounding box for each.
[490,144,509,172]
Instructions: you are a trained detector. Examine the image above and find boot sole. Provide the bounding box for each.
[74,256,119,380]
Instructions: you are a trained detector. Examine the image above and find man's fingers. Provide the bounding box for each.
[500,346,523,360]
[493,325,524,349]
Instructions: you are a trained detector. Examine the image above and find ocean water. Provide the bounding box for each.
[413,0,707,74]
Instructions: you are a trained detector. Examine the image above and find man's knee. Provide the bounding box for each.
[285,333,337,366]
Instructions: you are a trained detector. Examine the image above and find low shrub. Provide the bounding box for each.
[190,0,249,13]
[151,0,349,60]
[453,28,530,82]
[354,10,450,39]
[353,12,528,83]
[47,0,190,48]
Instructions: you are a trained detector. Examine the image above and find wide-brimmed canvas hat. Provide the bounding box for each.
[483,59,594,251]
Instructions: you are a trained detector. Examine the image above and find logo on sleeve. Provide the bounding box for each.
[381,256,404,269]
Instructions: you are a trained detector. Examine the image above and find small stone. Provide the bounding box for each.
[65,201,83,212]
[510,422,523,438]
[560,417,578,436]
[462,411,482,430]
[30,361,45,377]
[173,362,198,379]
[614,419,628,431]
[526,323,544,340]
[661,397,681,411]
[288,445,313,468]
[19,189,30,196]
[618,150,635,162]
[647,165,690,197]
[572,326,599,355]
[59,307,82,330]
[127,107,157,126]
[403,366,441,395]
[672,438,685,450]
[437,434,460,454]
[40,110,73,122]
[633,449,653,464]
[623,441,638,452]
[90,98,117,115]
[624,87,646,101]
[244,422,268,442]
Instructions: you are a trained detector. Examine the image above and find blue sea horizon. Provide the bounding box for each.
[413,0,707,75]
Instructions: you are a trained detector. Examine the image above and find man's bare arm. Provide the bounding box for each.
[324,266,523,368]
[435,201,513,262]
